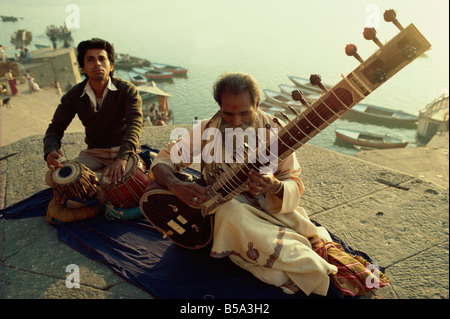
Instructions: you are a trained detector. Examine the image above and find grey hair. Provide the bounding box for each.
[213,72,261,106]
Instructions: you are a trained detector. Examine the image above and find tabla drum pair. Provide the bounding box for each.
[100,153,152,208]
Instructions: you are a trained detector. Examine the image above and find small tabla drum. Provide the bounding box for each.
[51,160,99,201]
[100,154,152,208]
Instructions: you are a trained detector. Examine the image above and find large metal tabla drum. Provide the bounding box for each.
[51,160,99,201]
[100,154,151,208]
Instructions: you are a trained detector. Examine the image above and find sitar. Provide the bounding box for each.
[140,9,431,249]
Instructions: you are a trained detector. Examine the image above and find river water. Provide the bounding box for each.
[1,0,448,155]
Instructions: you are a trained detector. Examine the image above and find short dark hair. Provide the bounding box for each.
[77,38,115,76]
[213,72,261,106]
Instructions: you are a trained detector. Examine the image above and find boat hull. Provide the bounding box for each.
[152,62,188,74]
[116,54,151,70]
[288,75,327,94]
[342,104,417,127]
[128,71,148,86]
[263,89,302,109]
[335,129,408,149]
[132,67,173,79]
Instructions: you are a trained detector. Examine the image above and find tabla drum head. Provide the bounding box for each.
[52,160,81,185]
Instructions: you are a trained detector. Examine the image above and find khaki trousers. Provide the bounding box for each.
[73,147,120,174]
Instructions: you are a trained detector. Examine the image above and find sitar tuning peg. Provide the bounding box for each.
[288,105,300,116]
[363,27,383,48]
[272,117,284,127]
[279,111,291,123]
[291,89,310,107]
[384,9,404,31]
[309,74,328,93]
[345,44,364,63]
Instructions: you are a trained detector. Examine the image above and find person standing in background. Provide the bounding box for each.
[5,69,18,95]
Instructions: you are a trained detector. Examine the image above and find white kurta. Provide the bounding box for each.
[150,109,337,296]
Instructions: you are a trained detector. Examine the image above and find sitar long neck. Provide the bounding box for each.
[201,10,431,216]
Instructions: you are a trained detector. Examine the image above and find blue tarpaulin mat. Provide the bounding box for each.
[1,146,370,299]
[0,187,373,299]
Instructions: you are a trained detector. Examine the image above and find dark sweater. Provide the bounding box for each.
[43,77,143,161]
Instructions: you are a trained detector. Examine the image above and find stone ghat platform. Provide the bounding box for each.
[0,126,448,299]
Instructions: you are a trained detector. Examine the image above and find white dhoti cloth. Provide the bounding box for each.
[211,195,337,296]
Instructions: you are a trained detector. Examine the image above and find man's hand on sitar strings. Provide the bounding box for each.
[168,179,211,207]
[152,163,211,207]
[246,169,282,198]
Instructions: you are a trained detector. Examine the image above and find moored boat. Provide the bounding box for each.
[288,75,330,94]
[1,15,23,22]
[335,128,408,149]
[151,62,188,74]
[260,100,297,121]
[46,24,72,38]
[128,71,148,86]
[116,53,151,69]
[342,103,418,127]
[259,100,286,113]
[132,67,173,79]
[35,44,51,49]
[263,89,302,109]
[278,84,321,104]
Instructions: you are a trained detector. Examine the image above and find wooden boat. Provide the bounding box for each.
[279,84,321,103]
[288,75,330,94]
[132,67,173,80]
[342,103,418,126]
[35,44,50,49]
[151,62,188,74]
[116,53,151,69]
[259,100,298,121]
[1,15,23,22]
[46,25,72,38]
[263,89,302,109]
[128,71,148,86]
[259,100,286,113]
[335,128,408,149]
